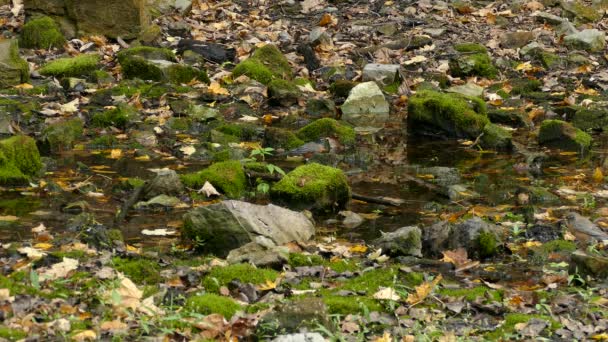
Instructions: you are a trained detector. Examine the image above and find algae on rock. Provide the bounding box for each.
[449,43,497,78]
[271,163,350,211]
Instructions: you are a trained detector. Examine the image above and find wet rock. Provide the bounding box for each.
[535,12,568,25]
[259,298,331,335]
[339,210,364,229]
[268,79,301,106]
[20,16,65,49]
[309,27,332,47]
[117,46,209,84]
[447,184,480,201]
[449,43,497,79]
[373,226,422,257]
[305,98,336,118]
[362,64,400,87]
[226,236,289,268]
[134,194,183,210]
[423,217,504,258]
[232,44,292,85]
[272,333,325,342]
[447,83,484,98]
[147,0,192,15]
[177,39,236,64]
[538,119,591,152]
[407,90,489,139]
[40,118,84,154]
[67,213,121,249]
[341,81,390,132]
[132,130,157,147]
[142,169,183,199]
[410,166,461,191]
[570,250,608,279]
[271,163,350,211]
[557,20,578,35]
[182,200,315,257]
[0,40,29,88]
[500,31,535,48]
[24,0,149,39]
[423,27,446,37]
[563,29,606,52]
[480,123,513,150]
[297,43,320,72]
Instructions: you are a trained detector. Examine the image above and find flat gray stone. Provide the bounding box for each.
[362,63,400,86]
[341,81,390,132]
[564,29,606,52]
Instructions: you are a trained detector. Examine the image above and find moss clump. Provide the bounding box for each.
[407,90,489,138]
[20,16,65,49]
[438,286,502,301]
[542,240,577,253]
[202,263,279,293]
[510,78,542,95]
[296,118,356,145]
[39,54,101,78]
[118,46,197,82]
[232,44,293,84]
[0,326,27,341]
[215,123,259,141]
[0,135,42,184]
[572,108,608,132]
[89,135,118,148]
[480,123,512,150]
[288,253,325,267]
[91,104,138,129]
[0,40,29,88]
[264,127,305,150]
[112,257,161,285]
[323,295,383,315]
[268,79,301,105]
[450,43,497,78]
[538,119,592,152]
[186,293,241,319]
[181,160,246,198]
[41,118,84,153]
[271,163,350,211]
[485,313,560,340]
[487,109,528,127]
[329,80,357,98]
[165,63,209,84]
[477,230,498,258]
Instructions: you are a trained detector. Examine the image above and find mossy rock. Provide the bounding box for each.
[271,163,350,211]
[296,118,356,145]
[480,123,512,150]
[0,135,42,184]
[268,79,301,106]
[39,54,101,78]
[20,16,65,49]
[181,160,246,198]
[264,127,305,150]
[0,40,29,88]
[186,293,241,319]
[329,80,357,98]
[510,78,542,95]
[201,263,279,293]
[572,108,608,132]
[40,118,84,153]
[111,257,161,285]
[214,123,260,141]
[322,295,383,315]
[487,109,529,127]
[91,104,139,129]
[450,43,497,78]
[538,119,592,152]
[232,44,293,85]
[407,90,489,138]
[0,326,27,341]
[477,230,498,258]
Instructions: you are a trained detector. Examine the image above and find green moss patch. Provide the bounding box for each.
[271,163,350,211]
[450,43,497,78]
[0,40,29,88]
[264,127,305,150]
[538,119,592,152]
[91,104,138,129]
[438,286,502,301]
[20,16,65,49]
[39,54,101,78]
[408,90,489,138]
[202,263,278,293]
[181,160,246,198]
[323,295,383,315]
[0,135,42,184]
[186,293,242,319]
[41,118,84,153]
[296,118,356,145]
[112,257,162,285]
[232,44,293,84]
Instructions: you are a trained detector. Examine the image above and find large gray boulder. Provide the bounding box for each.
[423,217,504,258]
[341,81,390,132]
[564,29,606,52]
[373,226,422,257]
[362,63,400,87]
[0,40,29,89]
[182,200,315,257]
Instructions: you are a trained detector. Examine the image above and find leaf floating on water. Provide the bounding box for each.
[141,229,177,236]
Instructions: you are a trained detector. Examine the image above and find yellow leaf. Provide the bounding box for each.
[592,333,608,341]
[126,245,141,253]
[524,241,542,248]
[349,245,368,253]
[515,62,533,71]
[257,279,278,291]
[109,149,122,159]
[374,332,392,342]
[0,215,18,221]
[406,274,442,304]
[13,83,33,89]
[208,82,230,96]
[575,85,598,96]
[34,243,53,250]
[72,330,97,341]
[593,167,604,183]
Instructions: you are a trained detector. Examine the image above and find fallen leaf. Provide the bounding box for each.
[180,145,196,156]
[141,229,177,236]
[109,149,122,159]
[407,274,442,304]
[198,181,220,197]
[593,167,604,183]
[40,257,79,282]
[373,287,400,301]
[208,82,230,96]
[349,244,368,253]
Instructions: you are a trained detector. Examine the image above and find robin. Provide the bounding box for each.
[564,212,608,245]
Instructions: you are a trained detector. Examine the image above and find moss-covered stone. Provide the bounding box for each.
[322,295,383,315]
[202,263,278,293]
[477,230,498,258]
[268,79,301,105]
[271,163,350,211]
[510,78,542,95]
[329,80,357,98]
[39,54,100,78]
[538,119,592,152]
[214,123,260,141]
[41,118,84,153]
[0,326,27,341]
[0,40,29,88]
[264,127,305,150]
[480,123,512,150]
[407,90,489,138]
[0,135,42,184]
[181,160,246,198]
[487,109,529,127]
[186,293,241,319]
[20,16,65,49]
[232,44,293,85]
[572,108,608,132]
[485,313,560,340]
[296,118,355,145]
[450,43,497,78]
[112,257,161,284]
[90,104,138,129]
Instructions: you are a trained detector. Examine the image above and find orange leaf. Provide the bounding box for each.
[318,13,333,26]
[406,274,442,304]
[593,167,604,183]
